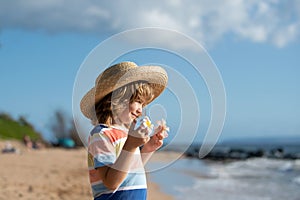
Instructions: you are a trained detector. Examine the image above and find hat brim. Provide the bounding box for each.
[80,65,168,120]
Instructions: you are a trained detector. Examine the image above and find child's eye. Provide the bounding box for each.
[136,100,146,107]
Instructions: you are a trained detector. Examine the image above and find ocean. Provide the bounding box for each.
[148,155,300,200]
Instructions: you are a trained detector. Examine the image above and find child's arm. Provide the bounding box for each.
[95,123,150,190]
[140,125,168,164]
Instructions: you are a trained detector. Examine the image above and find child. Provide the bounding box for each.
[80,61,168,200]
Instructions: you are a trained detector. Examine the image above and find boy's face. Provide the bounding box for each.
[118,101,143,125]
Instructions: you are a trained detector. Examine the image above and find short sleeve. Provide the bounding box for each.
[88,129,116,169]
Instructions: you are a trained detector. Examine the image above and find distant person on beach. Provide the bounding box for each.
[22,135,33,149]
[32,139,45,149]
[22,135,45,150]
[1,141,17,154]
[80,62,169,200]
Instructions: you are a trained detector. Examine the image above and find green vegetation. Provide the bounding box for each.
[0,113,42,141]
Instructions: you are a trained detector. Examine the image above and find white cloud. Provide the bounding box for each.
[0,0,299,49]
[272,23,299,48]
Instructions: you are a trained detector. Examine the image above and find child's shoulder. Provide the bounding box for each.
[90,124,127,143]
[90,124,126,136]
[90,124,110,136]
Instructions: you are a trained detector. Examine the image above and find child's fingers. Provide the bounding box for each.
[156,134,164,140]
[155,131,168,140]
[138,126,149,136]
[155,125,163,133]
[129,118,137,132]
[163,131,168,138]
[130,126,151,139]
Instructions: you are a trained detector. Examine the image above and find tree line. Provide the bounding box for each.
[0,110,83,148]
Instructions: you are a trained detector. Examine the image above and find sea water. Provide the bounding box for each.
[148,157,300,200]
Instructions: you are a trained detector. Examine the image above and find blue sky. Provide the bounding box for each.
[0,1,299,144]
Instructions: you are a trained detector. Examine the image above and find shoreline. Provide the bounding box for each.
[0,140,175,200]
[147,177,174,200]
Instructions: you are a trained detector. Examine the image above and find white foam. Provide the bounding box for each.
[294,159,300,170]
[152,157,300,200]
[175,158,300,199]
[292,176,300,185]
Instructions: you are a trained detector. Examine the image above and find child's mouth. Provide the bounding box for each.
[131,113,138,119]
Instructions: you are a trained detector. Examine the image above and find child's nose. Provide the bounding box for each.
[136,106,142,114]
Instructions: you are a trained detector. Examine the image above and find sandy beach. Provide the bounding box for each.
[0,140,174,200]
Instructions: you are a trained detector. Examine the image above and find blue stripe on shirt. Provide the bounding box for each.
[94,154,116,168]
[91,124,108,136]
[94,188,147,200]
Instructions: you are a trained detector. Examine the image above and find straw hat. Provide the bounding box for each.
[80,61,168,120]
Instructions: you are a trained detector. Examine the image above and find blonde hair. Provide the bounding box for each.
[93,81,155,126]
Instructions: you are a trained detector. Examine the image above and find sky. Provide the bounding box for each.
[0,0,299,145]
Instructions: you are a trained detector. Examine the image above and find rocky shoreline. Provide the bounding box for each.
[185,144,300,161]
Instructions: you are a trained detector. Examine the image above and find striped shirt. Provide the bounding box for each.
[88,124,147,200]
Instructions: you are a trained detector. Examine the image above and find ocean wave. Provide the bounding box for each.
[151,157,300,200]
[292,176,300,185]
[207,158,292,179]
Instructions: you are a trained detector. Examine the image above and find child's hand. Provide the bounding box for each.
[142,119,169,153]
[123,119,151,152]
